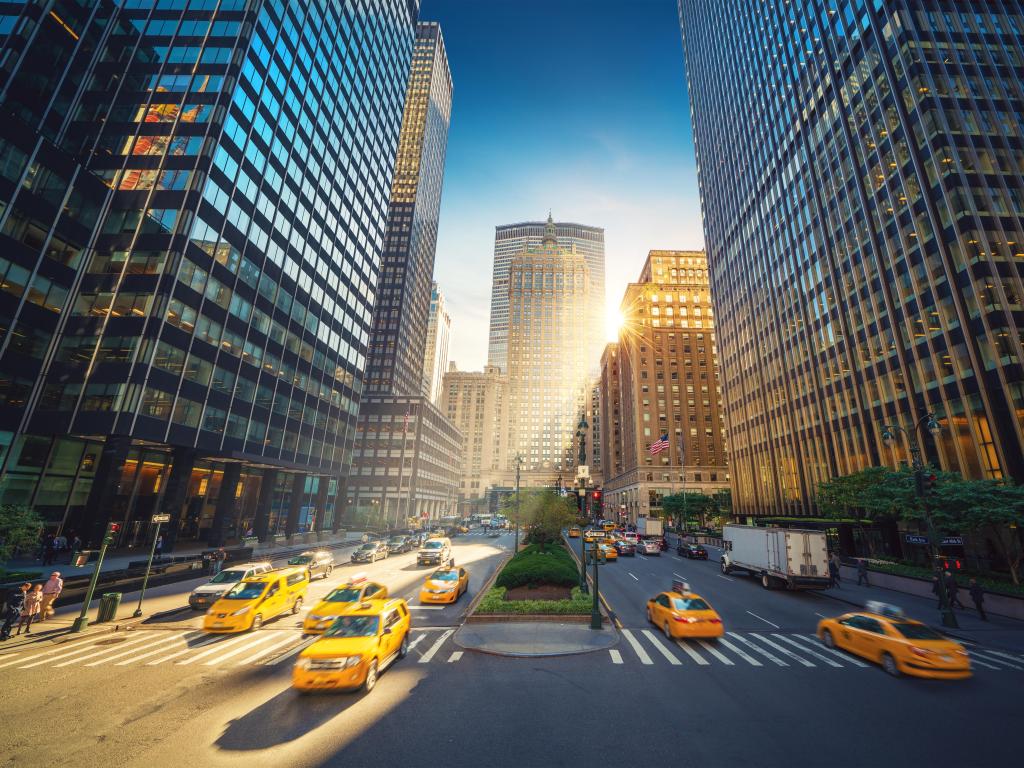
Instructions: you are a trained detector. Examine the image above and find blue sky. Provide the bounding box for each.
[421,0,703,370]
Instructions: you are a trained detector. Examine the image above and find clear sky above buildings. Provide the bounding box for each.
[422,0,703,371]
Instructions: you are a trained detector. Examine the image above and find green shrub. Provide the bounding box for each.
[495,544,579,589]
[866,559,1024,597]
[476,586,592,615]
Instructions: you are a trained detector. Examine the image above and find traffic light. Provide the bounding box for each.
[923,473,938,495]
[103,522,121,546]
[591,489,603,516]
[941,558,963,571]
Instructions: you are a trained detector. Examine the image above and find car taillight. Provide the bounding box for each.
[708,618,722,624]
[673,615,698,623]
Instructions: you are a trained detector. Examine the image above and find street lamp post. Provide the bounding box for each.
[578,485,588,594]
[880,413,958,629]
[514,454,523,553]
[590,523,602,630]
[575,414,590,593]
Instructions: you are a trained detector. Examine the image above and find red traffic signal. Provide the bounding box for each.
[108,522,121,534]
[942,558,963,571]
[592,490,602,500]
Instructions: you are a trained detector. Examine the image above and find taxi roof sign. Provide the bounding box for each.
[672,579,691,595]
[865,600,904,619]
[347,572,368,585]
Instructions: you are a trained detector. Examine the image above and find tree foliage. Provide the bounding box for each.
[0,504,43,565]
[502,489,577,551]
[662,490,730,529]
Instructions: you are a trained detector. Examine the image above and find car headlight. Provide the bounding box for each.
[343,656,363,668]
[231,606,251,616]
[296,657,312,670]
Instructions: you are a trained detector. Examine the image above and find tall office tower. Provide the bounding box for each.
[602,251,729,524]
[348,22,460,528]
[680,1,1024,518]
[365,22,452,397]
[489,214,604,372]
[599,343,623,484]
[441,364,509,500]
[421,281,451,404]
[0,0,419,550]
[506,221,592,485]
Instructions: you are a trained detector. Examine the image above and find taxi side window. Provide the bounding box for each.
[384,611,401,630]
[459,568,466,578]
[287,572,305,586]
[859,617,885,634]
[267,583,280,597]
[656,594,671,608]
[397,603,408,618]
[244,570,253,579]
[365,585,379,598]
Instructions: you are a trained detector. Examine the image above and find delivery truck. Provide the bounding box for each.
[720,525,830,590]
[636,517,663,537]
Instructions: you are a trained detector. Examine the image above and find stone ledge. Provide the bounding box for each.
[466,613,597,624]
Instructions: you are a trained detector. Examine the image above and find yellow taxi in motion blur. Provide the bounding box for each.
[601,521,616,532]
[597,542,618,561]
[646,583,724,639]
[293,599,411,692]
[203,567,308,633]
[568,526,581,538]
[419,565,468,603]
[816,601,971,679]
[302,574,388,634]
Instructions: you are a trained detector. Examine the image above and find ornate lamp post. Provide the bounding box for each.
[513,454,523,553]
[576,415,590,593]
[880,413,958,629]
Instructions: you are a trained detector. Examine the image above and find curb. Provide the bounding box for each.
[114,605,193,631]
[451,632,619,659]
[462,549,514,620]
[563,536,618,629]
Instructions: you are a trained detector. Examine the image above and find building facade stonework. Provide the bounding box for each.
[421,281,451,405]
[441,364,509,500]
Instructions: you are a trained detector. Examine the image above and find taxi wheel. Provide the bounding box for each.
[821,630,836,649]
[251,614,263,631]
[363,660,379,692]
[646,607,653,624]
[881,652,901,677]
[663,621,673,640]
[398,633,409,658]
[292,597,303,614]
[324,566,333,579]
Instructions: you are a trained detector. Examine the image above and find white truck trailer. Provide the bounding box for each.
[720,525,830,590]
[636,517,663,537]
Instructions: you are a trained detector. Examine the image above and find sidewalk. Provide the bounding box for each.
[453,622,619,657]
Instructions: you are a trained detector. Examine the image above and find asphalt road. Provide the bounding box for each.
[3,529,1022,768]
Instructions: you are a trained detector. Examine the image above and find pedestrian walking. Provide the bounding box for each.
[212,547,226,575]
[827,554,839,588]
[1,584,29,641]
[856,558,871,587]
[944,571,965,609]
[16,584,42,635]
[154,534,163,557]
[41,533,57,565]
[931,575,942,608]
[969,578,987,621]
[830,552,843,586]
[39,572,63,620]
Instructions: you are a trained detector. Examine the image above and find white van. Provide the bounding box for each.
[189,561,273,610]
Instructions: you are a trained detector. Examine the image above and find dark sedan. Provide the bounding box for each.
[613,540,636,557]
[388,535,413,553]
[351,541,389,563]
[287,550,334,579]
[677,543,708,560]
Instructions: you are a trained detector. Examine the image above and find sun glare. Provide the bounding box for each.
[606,307,625,341]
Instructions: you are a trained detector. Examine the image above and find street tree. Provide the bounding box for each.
[662,491,716,530]
[0,503,43,568]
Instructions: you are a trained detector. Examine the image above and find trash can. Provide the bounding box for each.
[97,592,122,623]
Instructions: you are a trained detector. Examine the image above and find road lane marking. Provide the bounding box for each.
[145,634,225,665]
[621,629,653,664]
[0,635,117,669]
[628,572,639,581]
[447,651,463,663]
[698,640,734,665]
[235,634,298,665]
[637,555,648,561]
[717,575,734,581]
[746,611,780,628]
[264,636,316,666]
[716,636,762,666]
[965,654,1000,670]
[177,633,253,665]
[673,639,709,665]
[772,634,841,667]
[609,649,623,664]
[797,635,868,667]
[747,634,814,667]
[672,572,686,581]
[673,556,684,562]
[418,629,454,663]
[408,606,444,610]
[19,633,154,669]
[84,633,192,667]
[641,630,682,665]
[727,632,788,666]
[204,634,279,665]
[407,633,429,652]
[976,648,1024,666]
[969,649,1024,670]
[815,613,828,619]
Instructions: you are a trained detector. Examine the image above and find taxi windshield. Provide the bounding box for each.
[209,570,244,584]
[324,587,362,602]
[325,615,380,638]
[288,556,312,565]
[672,597,710,611]
[432,570,458,581]
[890,622,944,640]
[224,582,267,600]
[423,540,444,550]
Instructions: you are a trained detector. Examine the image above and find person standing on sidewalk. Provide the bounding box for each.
[931,575,943,608]
[1,583,29,640]
[856,558,871,586]
[38,572,63,620]
[969,579,987,621]
[944,570,965,609]
[829,552,842,587]
[213,547,226,575]
[16,584,42,635]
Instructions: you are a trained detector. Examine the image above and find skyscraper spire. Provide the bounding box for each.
[542,211,557,245]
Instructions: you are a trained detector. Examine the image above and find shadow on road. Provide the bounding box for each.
[214,684,362,751]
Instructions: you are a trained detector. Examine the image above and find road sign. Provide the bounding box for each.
[576,465,589,479]
[941,536,964,546]
[904,534,928,545]
[151,514,170,524]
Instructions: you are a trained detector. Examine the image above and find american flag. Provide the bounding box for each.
[649,434,669,455]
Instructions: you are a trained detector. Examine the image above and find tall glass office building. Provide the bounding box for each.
[679,1,1024,517]
[0,0,419,549]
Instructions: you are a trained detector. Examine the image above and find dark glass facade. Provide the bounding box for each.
[0,0,419,548]
[680,0,1024,518]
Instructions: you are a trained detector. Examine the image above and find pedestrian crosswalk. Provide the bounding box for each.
[0,627,463,671]
[613,629,1024,672]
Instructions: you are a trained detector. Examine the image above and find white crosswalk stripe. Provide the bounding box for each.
[22,633,155,669]
[236,634,299,666]
[716,636,762,666]
[263,636,316,666]
[771,634,840,667]
[969,649,1024,670]
[798,635,869,667]
[673,638,709,665]
[621,629,653,664]
[84,633,192,667]
[177,633,253,665]
[641,630,682,665]
[727,632,788,666]
[203,634,279,665]
[145,634,225,665]
[746,634,816,667]
[418,629,454,663]
[698,639,734,665]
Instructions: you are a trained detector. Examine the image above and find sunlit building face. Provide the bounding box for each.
[680,0,1024,516]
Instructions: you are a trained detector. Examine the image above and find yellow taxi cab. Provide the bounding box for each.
[419,565,469,604]
[302,574,388,634]
[457,525,469,534]
[816,601,971,679]
[601,521,616,532]
[293,598,411,693]
[597,542,618,561]
[203,566,308,633]
[646,582,724,639]
[568,526,581,538]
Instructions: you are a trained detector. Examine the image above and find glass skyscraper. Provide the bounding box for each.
[0,0,419,549]
[679,0,1024,518]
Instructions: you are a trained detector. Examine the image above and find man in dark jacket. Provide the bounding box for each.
[931,575,942,608]
[969,579,987,621]
[944,571,965,608]
[827,555,839,588]
[856,559,870,586]
[1,583,29,641]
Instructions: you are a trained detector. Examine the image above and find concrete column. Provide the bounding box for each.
[207,463,242,547]
[332,476,346,533]
[252,468,277,543]
[314,474,330,532]
[159,447,197,554]
[284,473,305,538]
[78,435,133,548]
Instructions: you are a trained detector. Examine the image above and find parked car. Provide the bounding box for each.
[287,550,335,580]
[637,538,662,556]
[388,535,413,554]
[352,541,389,563]
[678,543,708,560]
[613,540,636,557]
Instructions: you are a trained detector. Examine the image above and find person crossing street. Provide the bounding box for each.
[969,579,987,621]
